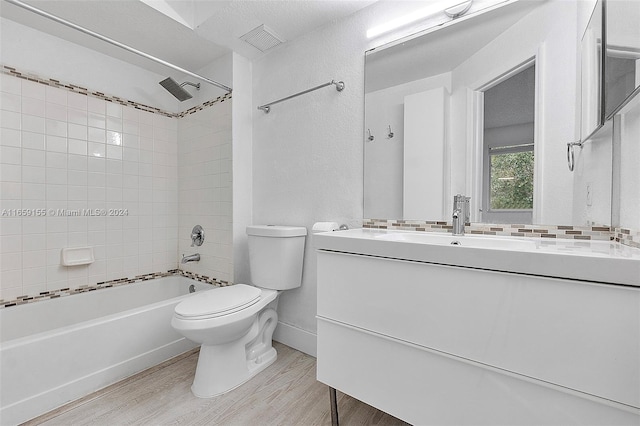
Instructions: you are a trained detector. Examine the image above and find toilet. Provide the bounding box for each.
[171,225,307,398]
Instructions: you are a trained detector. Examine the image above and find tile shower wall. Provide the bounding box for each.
[178,100,233,283]
[0,73,178,301]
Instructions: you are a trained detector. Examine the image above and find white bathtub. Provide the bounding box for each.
[0,275,212,425]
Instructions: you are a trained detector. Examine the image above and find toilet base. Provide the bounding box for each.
[190,308,278,398]
[191,346,277,398]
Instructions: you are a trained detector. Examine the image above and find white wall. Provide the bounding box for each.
[250,0,466,353]
[251,5,384,352]
[231,53,253,285]
[619,98,640,230]
[364,73,451,219]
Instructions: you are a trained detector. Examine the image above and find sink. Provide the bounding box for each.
[374,231,537,251]
[314,228,640,286]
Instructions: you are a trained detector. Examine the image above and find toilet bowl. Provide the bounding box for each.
[172,225,306,398]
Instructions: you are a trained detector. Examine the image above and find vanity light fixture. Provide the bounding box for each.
[444,0,473,18]
[366,0,471,39]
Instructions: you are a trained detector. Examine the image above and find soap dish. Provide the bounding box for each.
[60,247,95,266]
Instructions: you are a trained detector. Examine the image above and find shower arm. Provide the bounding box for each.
[3,0,232,94]
[181,82,201,90]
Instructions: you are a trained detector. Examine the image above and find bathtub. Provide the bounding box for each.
[0,275,212,425]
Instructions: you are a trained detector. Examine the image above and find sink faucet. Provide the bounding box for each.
[452,194,470,236]
[181,253,200,264]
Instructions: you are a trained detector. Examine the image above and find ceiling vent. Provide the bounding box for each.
[240,25,284,52]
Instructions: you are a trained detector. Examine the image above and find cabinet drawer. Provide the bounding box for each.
[317,250,640,407]
[317,318,639,425]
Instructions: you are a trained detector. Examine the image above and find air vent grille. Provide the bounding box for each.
[240,25,284,52]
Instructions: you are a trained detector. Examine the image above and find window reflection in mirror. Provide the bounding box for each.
[482,64,535,224]
[605,0,640,118]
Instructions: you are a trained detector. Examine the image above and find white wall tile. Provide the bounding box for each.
[1,163,21,182]
[22,131,45,150]
[21,97,45,117]
[106,102,122,118]
[67,93,87,111]
[21,80,45,100]
[87,97,105,114]
[1,128,20,147]
[1,146,21,164]
[106,117,122,132]
[22,148,44,167]
[0,74,21,95]
[68,108,87,125]
[1,110,22,130]
[46,135,67,153]
[45,103,67,122]
[46,118,67,137]
[45,86,67,105]
[0,74,197,299]
[68,138,88,156]
[46,151,67,169]
[68,123,87,140]
[22,115,45,134]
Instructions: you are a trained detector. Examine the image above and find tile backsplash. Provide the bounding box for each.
[0,66,230,301]
[363,219,633,244]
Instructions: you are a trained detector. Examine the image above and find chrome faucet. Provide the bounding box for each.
[452,194,470,236]
[181,253,200,264]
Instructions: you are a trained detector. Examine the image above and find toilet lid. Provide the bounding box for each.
[175,284,261,319]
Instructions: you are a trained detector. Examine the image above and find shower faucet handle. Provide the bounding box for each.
[190,225,204,247]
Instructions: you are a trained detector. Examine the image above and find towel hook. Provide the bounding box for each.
[567,141,583,172]
[367,129,375,142]
[387,125,394,139]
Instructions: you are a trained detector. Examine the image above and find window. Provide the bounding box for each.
[489,144,534,211]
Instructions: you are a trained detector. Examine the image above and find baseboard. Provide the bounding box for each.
[273,321,317,357]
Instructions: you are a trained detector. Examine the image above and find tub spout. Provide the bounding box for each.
[181,253,200,264]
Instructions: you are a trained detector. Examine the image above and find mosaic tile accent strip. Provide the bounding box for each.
[363,219,615,241]
[175,268,231,287]
[1,65,231,119]
[615,228,640,249]
[0,270,230,309]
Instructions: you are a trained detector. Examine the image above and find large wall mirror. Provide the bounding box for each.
[364,0,614,226]
[604,0,640,118]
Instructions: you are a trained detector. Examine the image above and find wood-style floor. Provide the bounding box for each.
[25,342,408,426]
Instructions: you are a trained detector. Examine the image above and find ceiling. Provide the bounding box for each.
[365,0,542,93]
[0,0,377,74]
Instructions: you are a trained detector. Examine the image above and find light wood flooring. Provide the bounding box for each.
[25,342,408,426]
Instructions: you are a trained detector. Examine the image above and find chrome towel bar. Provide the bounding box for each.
[258,80,345,113]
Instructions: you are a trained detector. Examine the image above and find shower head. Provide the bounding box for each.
[159,77,200,101]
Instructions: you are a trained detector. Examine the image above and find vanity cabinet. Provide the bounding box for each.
[316,249,640,425]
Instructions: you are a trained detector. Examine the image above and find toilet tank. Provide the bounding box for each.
[246,225,307,290]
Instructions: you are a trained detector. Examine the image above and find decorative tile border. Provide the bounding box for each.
[615,228,640,249]
[0,269,229,309]
[1,65,231,119]
[174,268,231,287]
[363,219,616,241]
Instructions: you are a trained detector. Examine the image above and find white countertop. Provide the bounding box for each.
[314,228,640,286]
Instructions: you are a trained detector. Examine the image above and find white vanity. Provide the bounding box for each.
[315,229,640,425]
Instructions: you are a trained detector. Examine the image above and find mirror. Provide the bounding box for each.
[364,0,612,226]
[580,0,604,141]
[604,0,640,118]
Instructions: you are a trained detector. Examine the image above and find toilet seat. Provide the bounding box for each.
[175,284,261,320]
